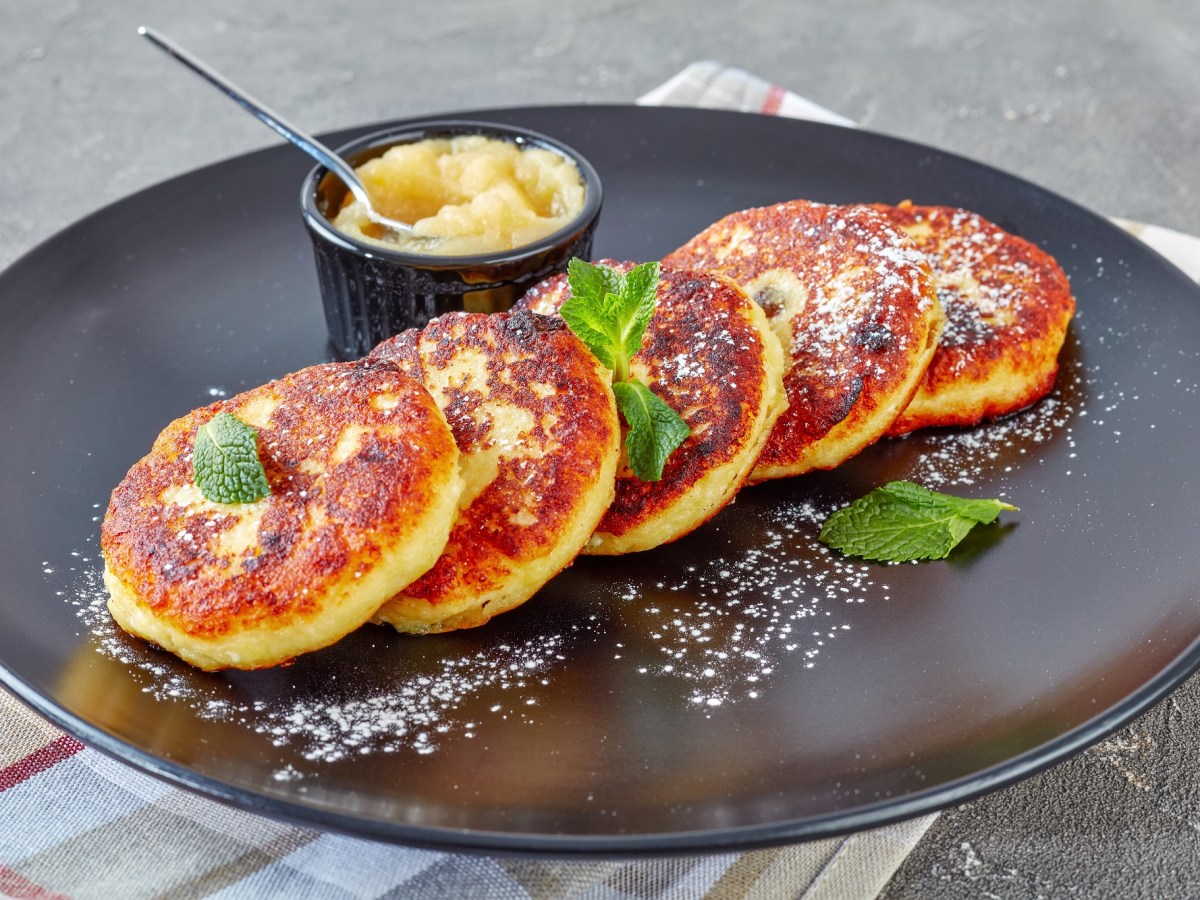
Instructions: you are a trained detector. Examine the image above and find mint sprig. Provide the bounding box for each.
[612,380,692,482]
[193,412,272,504]
[561,258,657,383]
[818,481,1017,562]
[560,259,690,482]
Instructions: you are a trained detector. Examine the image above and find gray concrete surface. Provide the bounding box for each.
[2,0,1199,896]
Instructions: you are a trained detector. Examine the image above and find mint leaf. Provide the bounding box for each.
[560,292,618,372]
[562,259,659,383]
[613,379,691,482]
[818,481,1017,562]
[560,259,689,481]
[193,412,271,504]
[875,481,1016,525]
[616,261,659,367]
[564,256,622,309]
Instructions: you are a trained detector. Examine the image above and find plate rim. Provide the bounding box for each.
[4,632,1200,856]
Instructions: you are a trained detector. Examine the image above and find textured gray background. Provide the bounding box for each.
[2,0,1199,896]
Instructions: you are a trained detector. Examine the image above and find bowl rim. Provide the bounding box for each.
[299,118,604,270]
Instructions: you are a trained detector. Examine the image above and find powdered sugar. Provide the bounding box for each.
[54,331,1096,765]
[66,563,599,762]
[604,501,876,711]
[908,389,1078,489]
[250,633,575,762]
[894,206,1072,366]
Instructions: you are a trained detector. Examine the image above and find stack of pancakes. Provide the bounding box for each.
[104,310,624,668]
[101,199,1073,670]
[663,199,1075,470]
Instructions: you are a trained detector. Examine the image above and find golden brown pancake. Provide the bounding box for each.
[101,359,462,670]
[867,201,1076,434]
[368,308,620,630]
[519,263,787,554]
[663,200,943,480]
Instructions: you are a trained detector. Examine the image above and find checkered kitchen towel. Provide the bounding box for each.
[5,62,1198,900]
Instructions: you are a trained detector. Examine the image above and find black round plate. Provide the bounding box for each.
[2,106,1198,855]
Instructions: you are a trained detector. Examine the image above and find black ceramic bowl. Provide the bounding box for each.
[300,119,603,359]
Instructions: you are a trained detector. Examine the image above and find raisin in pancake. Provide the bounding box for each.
[663,200,943,480]
[368,308,620,631]
[867,201,1076,435]
[519,263,787,555]
[101,359,462,670]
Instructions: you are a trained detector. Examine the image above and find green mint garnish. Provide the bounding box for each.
[818,481,1017,562]
[559,258,690,481]
[192,412,272,504]
[612,380,692,482]
[561,258,658,383]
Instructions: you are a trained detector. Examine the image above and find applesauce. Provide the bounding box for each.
[331,135,586,256]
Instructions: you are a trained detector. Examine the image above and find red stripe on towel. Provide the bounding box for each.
[0,865,71,900]
[0,735,84,793]
[761,84,785,115]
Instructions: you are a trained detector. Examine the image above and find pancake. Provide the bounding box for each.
[663,200,943,480]
[519,262,787,554]
[368,308,620,631]
[867,201,1076,434]
[101,359,462,670]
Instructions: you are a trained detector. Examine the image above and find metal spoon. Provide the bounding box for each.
[138,25,417,237]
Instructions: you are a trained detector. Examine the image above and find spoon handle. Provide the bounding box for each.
[137,26,372,210]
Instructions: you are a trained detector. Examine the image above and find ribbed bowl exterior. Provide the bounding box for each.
[308,221,597,359]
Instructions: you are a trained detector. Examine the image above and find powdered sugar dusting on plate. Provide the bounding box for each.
[909,385,1078,489]
[606,500,876,711]
[56,345,1092,764]
[64,561,598,763]
[249,632,578,761]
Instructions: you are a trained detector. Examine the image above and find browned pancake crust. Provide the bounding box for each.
[520,263,786,550]
[663,200,942,479]
[101,359,458,660]
[867,202,1076,434]
[368,309,620,628]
